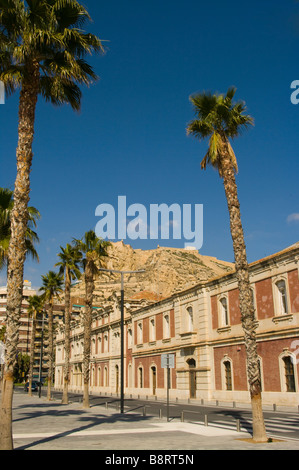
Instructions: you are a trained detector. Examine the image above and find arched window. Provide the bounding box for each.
[222,359,233,391]
[187,359,196,399]
[127,328,133,348]
[219,297,229,326]
[138,367,143,388]
[128,363,133,388]
[104,366,108,387]
[104,334,108,353]
[150,318,156,342]
[187,306,194,331]
[283,356,296,392]
[276,280,289,315]
[163,314,170,338]
[138,322,143,344]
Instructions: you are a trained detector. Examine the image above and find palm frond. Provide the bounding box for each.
[0,0,103,106]
[187,87,254,175]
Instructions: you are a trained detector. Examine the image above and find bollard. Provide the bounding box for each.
[143,406,146,417]
[181,411,184,422]
[236,419,241,432]
[159,409,162,420]
[204,415,208,427]
[273,404,277,412]
[233,401,236,408]
[105,402,108,409]
[216,400,219,406]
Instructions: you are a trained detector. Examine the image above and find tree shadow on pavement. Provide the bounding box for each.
[14,411,153,450]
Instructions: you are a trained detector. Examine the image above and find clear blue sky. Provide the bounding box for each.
[1,0,299,288]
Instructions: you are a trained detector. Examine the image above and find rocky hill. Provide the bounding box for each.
[71,241,234,306]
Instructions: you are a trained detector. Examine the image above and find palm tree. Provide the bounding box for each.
[39,271,63,401]
[55,243,82,405]
[73,231,110,408]
[186,87,267,443]
[27,295,43,397]
[0,188,40,271]
[0,1,103,449]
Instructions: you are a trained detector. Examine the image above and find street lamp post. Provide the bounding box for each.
[99,268,145,414]
[38,310,45,398]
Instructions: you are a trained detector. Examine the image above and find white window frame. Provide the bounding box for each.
[187,306,194,332]
[138,366,144,388]
[219,296,229,327]
[221,356,234,391]
[104,333,109,353]
[163,313,170,339]
[279,352,297,393]
[137,321,143,344]
[275,279,289,316]
[149,317,156,342]
[127,328,133,348]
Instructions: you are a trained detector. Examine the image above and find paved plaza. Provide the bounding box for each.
[7,392,299,451]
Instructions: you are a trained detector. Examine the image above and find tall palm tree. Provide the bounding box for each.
[55,243,82,405]
[27,295,43,397]
[39,271,63,401]
[186,87,267,443]
[73,231,110,408]
[0,188,40,271]
[0,0,103,450]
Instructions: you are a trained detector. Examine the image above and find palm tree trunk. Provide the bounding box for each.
[83,261,93,408]
[28,315,37,397]
[220,136,267,443]
[0,61,40,451]
[47,302,54,401]
[62,268,71,405]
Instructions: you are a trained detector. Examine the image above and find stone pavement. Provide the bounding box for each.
[9,392,299,451]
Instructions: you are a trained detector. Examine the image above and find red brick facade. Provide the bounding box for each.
[56,243,299,406]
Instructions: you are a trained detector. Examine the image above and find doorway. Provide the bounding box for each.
[188,359,196,399]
